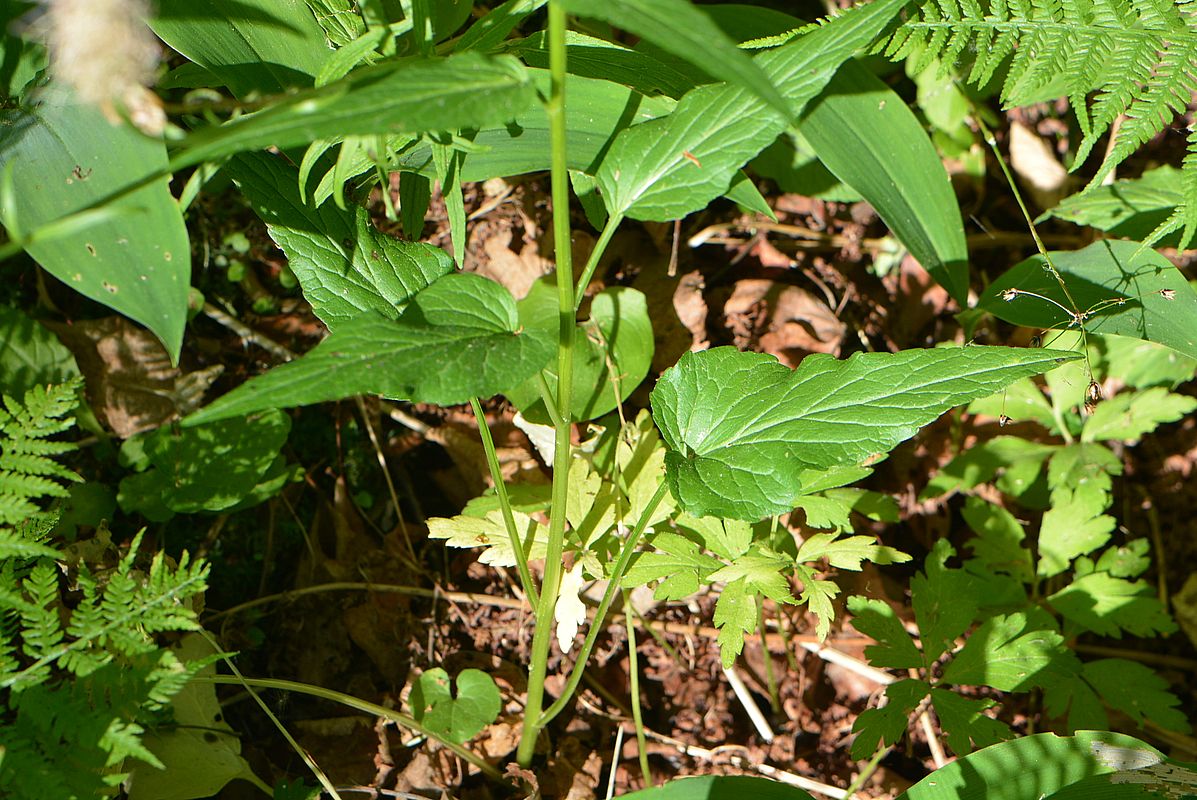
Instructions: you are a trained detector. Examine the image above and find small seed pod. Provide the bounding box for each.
[1001,288,1019,302]
[1159,288,1177,300]
[1030,334,1042,348]
[999,414,1011,427]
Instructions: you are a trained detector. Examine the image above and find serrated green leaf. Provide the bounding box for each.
[912,540,978,664]
[796,532,908,571]
[226,152,453,330]
[713,577,755,668]
[930,688,1012,755]
[510,281,654,423]
[426,509,546,567]
[652,346,1079,521]
[1046,442,1121,497]
[794,465,873,495]
[151,0,328,97]
[961,497,1033,582]
[796,565,840,641]
[1082,659,1189,733]
[624,532,722,601]
[942,611,1078,692]
[595,0,908,221]
[1044,672,1109,733]
[185,274,555,424]
[675,514,752,562]
[1,87,190,361]
[921,436,1056,499]
[708,548,794,602]
[1038,485,1116,578]
[794,487,898,533]
[172,53,537,169]
[409,668,501,744]
[562,0,790,118]
[978,240,1197,360]
[1094,333,1197,390]
[1048,573,1177,638]
[846,595,922,670]
[1094,539,1151,579]
[850,678,930,759]
[1082,387,1197,442]
[967,378,1056,431]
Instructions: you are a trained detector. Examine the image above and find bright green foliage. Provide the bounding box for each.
[879,0,1197,248]
[0,307,80,402]
[226,152,454,330]
[409,668,502,744]
[0,385,209,800]
[979,241,1197,360]
[1082,386,1197,441]
[650,345,1078,520]
[118,410,297,521]
[186,273,557,423]
[0,87,191,361]
[1046,166,1183,244]
[595,0,909,221]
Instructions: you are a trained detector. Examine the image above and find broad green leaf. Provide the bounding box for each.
[898,731,1180,800]
[562,0,791,118]
[799,61,968,302]
[961,497,1033,582]
[929,689,1012,755]
[0,306,79,400]
[624,531,722,601]
[850,679,930,760]
[1,88,190,361]
[427,509,547,567]
[1093,333,1197,389]
[454,0,547,53]
[151,0,328,97]
[1081,659,1189,733]
[509,282,654,423]
[1046,166,1181,245]
[185,273,555,424]
[117,410,291,516]
[845,596,923,669]
[795,532,908,571]
[595,0,908,221]
[1038,485,1115,578]
[912,540,978,664]
[1081,387,1197,442]
[978,240,1197,360]
[172,53,537,169]
[227,152,453,330]
[618,774,815,800]
[409,668,501,744]
[1048,573,1177,638]
[650,345,1079,520]
[941,611,1077,692]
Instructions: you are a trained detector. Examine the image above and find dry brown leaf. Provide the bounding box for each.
[1009,121,1069,209]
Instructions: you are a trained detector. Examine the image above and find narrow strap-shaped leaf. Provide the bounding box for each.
[651,345,1081,520]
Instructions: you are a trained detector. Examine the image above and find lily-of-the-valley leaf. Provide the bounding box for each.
[650,345,1081,520]
[185,273,555,424]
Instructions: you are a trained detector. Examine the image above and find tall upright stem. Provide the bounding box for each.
[517,0,574,766]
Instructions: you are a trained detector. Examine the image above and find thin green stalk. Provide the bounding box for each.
[538,479,670,728]
[470,397,538,606]
[845,744,891,798]
[624,591,652,786]
[516,0,576,767]
[758,602,781,714]
[198,674,503,780]
[573,211,625,313]
[535,371,565,429]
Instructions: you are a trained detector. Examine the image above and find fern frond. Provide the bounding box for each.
[879,0,1197,247]
[0,381,81,528]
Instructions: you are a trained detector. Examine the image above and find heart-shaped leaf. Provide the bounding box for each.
[650,345,1080,520]
[186,273,554,424]
[409,668,501,745]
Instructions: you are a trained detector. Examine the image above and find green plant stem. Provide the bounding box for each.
[537,479,670,728]
[470,397,538,607]
[845,744,891,798]
[517,0,575,767]
[536,371,565,429]
[758,602,781,714]
[573,211,625,313]
[198,674,504,781]
[624,591,653,786]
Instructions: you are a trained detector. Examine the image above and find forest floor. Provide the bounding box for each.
[26,104,1197,798]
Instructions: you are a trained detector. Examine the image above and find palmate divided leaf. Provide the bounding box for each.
[650,345,1080,520]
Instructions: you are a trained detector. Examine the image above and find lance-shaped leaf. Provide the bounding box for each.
[595,0,907,221]
[978,240,1197,360]
[0,87,190,361]
[172,53,537,168]
[650,345,1080,520]
[226,152,452,330]
[561,0,790,117]
[185,273,554,424]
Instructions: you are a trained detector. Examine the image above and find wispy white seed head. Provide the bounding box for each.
[45,0,165,135]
